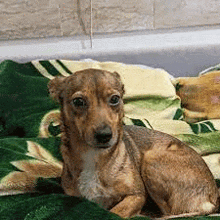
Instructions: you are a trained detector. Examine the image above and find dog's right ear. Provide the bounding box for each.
[48,77,66,103]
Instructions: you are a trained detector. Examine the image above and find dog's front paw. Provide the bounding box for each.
[110,195,145,218]
[110,206,134,218]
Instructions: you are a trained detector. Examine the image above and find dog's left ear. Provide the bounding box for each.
[48,77,66,103]
[113,71,125,96]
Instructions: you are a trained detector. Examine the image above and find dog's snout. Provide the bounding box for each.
[94,125,113,144]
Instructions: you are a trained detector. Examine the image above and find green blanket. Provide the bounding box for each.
[1,59,220,219]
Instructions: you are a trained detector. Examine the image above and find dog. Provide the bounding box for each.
[174,71,220,123]
[48,68,219,218]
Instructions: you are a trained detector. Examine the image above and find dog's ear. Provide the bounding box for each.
[112,71,121,80]
[113,71,125,97]
[48,77,66,103]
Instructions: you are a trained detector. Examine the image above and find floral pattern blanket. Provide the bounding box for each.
[1,59,220,219]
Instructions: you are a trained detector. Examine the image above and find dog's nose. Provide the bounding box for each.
[94,125,112,144]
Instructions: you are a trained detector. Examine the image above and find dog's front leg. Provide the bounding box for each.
[110,194,146,218]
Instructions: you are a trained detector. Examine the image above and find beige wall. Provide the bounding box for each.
[1,0,220,40]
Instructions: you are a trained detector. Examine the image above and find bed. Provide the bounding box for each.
[1,26,220,219]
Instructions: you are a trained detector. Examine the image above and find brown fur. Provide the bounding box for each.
[174,71,220,123]
[48,68,219,218]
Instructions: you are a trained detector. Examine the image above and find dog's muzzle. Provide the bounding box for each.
[94,124,113,147]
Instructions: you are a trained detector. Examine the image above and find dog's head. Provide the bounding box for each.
[48,68,125,149]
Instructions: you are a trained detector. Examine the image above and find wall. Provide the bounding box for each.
[1,0,220,40]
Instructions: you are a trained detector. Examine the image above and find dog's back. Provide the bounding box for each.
[123,125,219,216]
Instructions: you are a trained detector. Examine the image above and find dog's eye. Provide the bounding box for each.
[109,95,120,106]
[72,98,86,108]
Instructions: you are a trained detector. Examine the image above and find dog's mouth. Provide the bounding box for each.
[94,142,114,149]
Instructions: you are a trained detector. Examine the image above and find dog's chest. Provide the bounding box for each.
[78,150,115,208]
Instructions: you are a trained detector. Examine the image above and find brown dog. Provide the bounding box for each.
[174,71,220,123]
[48,68,219,218]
